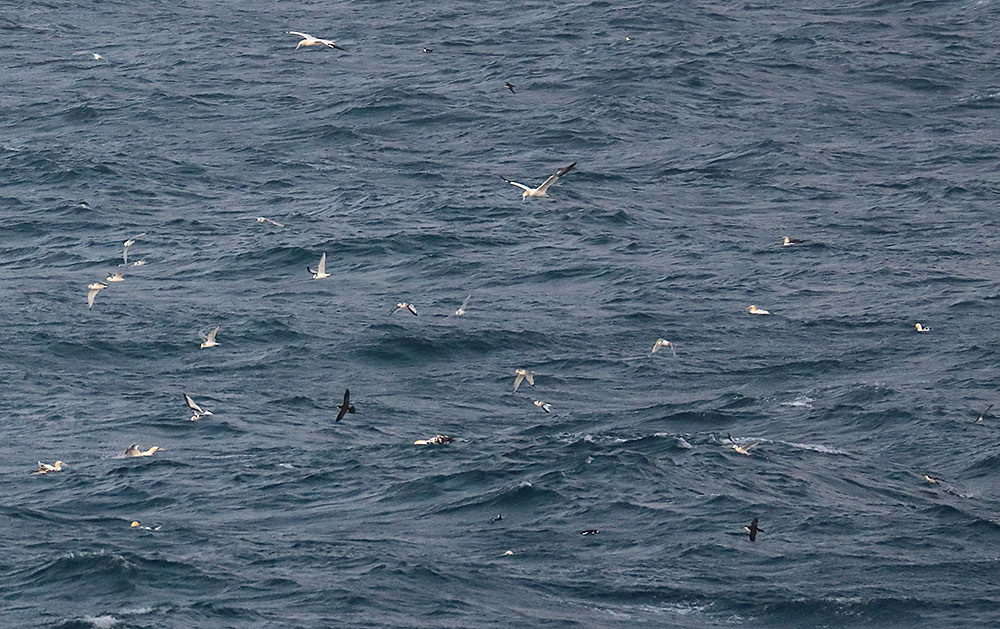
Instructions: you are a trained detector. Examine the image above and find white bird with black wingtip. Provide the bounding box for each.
[501,162,576,201]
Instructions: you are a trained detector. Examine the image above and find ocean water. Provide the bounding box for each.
[3,0,1000,626]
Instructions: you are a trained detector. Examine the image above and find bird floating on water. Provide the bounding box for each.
[33,460,65,474]
[744,518,764,542]
[183,393,213,421]
[504,82,516,94]
[513,369,534,392]
[199,326,220,349]
[748,305,770,315]
[106,271,125,283]
[422,47,432,53]
[336,389,356,422]
[390,302,418,316]
[651,338,677,357]
[130,521,161,531]
[501,162,576,201]
[915,323,930,333]
[255,216,284,227]
[414,435,454,445]
[125,444,162,458]
[975,404,993,423]
[288,31,346,51]
[728,434,758,456]
[308,253,330,279]
[533,400,552,413]
[87,282,108,309]
[782,236,804,246]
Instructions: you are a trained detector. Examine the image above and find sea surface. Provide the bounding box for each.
[2,0,1000,626]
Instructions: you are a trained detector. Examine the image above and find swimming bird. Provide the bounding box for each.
[501,162,576,201]
[651,338,676,357]
[450,294,471,317]
[33,460,65,474]
[414,435,454,445]
[975,404,993,423]
[336,389,356,422]
[256,217,284,227]
[289,31,346,51]
[513,369,534,392]
[422,47,432,53]
[580,529,600,536]
[782,236,804,246]
[533,400,552,413]
[492,514,503,522]
[503,550,514,556]
[183,393,213,421]
[923,474,938,484]
[748,305,770,315]
[199,326,220,349]
[504,82,516,94]
[125,444,162,457]
[915,323,930,333]
[130,521,161,531]
[744,518,763,542]
[390,302,418,316]
[106,271,125,282]
[72,51,106,61]
[87,282,108,309]
[728,434,757,456]
[308,253,330,279]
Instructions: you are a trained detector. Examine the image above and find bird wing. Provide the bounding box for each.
[343,389,351,406]
[266,218,284,227]
[406,304,418,316]
[183,393,203,413]
[206,327,219,342]
[524,372,534,386]
[513,373,524,391]
[389,305,401,315]
[536,162,576,193]
[336,407,347,421]
[288,31,313,39]
[501,177,532,192]
[324,41,346,51]
[460,294,471,310]
[122,244,129,266]
[744,442,759,452]
[87,288,99,308]
[317,253,326,275]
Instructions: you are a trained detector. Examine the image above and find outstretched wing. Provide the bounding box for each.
[513,373,524,392]
[183,393,203,414]
[288,31,313,39]
[501,177,532,192]
[460,294,471,310]
[524,372,534,386]
[536,162,576,193]
[406,304,418,316]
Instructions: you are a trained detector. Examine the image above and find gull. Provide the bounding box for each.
[125,444,162,458]
[501,162,576,201]
[414,435,454,445]
[450,294,471,317]
[199,326,220,349]
[390,302,418,316]
[651,338,676,357]
[782,236,804,246]
[183,393,213,421]
[744,517,764,542]
[748,305,770,315]
[308,253,330,279]
[255,216,284,227]
[288,31,346,51]
[504,82,516,94]
[87,281,108,309]
[915,323,930,333]
[975,404,993,424]
[130,521,161,531]
[72,51,106,62]
[336,389,356,421]
[533,400,552,413]
[513,369,534,392]
[33,460,65,474]
[122,233,146,267]
[106,271,125,282]
[728,434,757,456]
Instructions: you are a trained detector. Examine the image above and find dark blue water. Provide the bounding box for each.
[3,0,1000,626]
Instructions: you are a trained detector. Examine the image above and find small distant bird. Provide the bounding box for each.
[923,474,938,484]
[533,400,552,413]
[492,514,503,522]
[183,393,213,421]
[422,47,432,53]
[106,271,125,282]
[256,216,284,227]
[580,529,600,536]
[975,404,993,423]
[503,550,514,556]
[513,369,534,392]
[122,233,146,267]
[501,162,576,201]
[414,435,454,445]
[125,444,162,458]
[336,388,356,422]
[308,253,330,279]
[451,294,471,317]
[390,302,418,316]
[87,282,108,309]
[915,323,930,333]
[199,326,220,349]
[744,518,764,542]
[728,434,757,456]
[288,31,346,51]
[782,236,804,246]
[625,36,631,42]
[130,521,161,531]
[748,305,770,315]
[651,338,676,357]
[504,82,516,93]
[72,51,105,61]
[33,460,65,474]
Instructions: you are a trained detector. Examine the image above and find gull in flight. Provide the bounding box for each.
[728,434,758,456]
[915,323,930,333]
[513,369,534,392]
[450,294,471,317]
[336,389,356,422]
[106,271,125,282]
[183,393,213,421]
[390,302,418,316]
[288,31,346,51]
[744,518,764,542]
[975,404,993,424]
[748,305,770,315]
[33,460,65,474]
[255,217,284,227]
[122,233,147,267]
[130,521,161,531]
[501,162,576,201]
[533,400,552,413]
[308,253,330,279]
[72,51,106,62]
[87,282,108,309]
[651,338,676,357]
[782,236,804,246]
[414,435,454,445]
[199,326,220,349]
[504,82,516,93]
[125,444,162,457]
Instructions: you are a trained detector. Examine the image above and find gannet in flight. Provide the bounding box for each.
[308,253,330,279]
[651,338,676,357]
[106,271,125,282]
[501,162,576,200]
[504,82,516,93]
[183,393,213,421]
[513,369,534,392]
[33,460,65,474]
[914,323,930,333]
[130,521,161,531]
[336,388,356,422]
[728,434,757,456]
[87,282,108,309]
[782,236,804,246]
[288,31,346,51]
[450,294,471,317]
[414,435,454,445]
[975,404,993,423]
[199,326,220,348]
[923,474,938,484]
[744,518,764,542]
[255,217,284,227]
[748,305,770,315]
[390,302,418,316]
[125,444,162,457]
[533,400,552,413]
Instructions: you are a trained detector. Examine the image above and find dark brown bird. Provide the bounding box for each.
[336,389,356,422]
[744,518,764,542]
[504,82,515,94]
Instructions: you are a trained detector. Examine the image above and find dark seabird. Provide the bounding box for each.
[336,388,356,422]
[580,529,599,536]
[492,514,503,522]
[975,404,993,423]
[504,82,516,93]
[744,518,764,542]
[423,48,432,53]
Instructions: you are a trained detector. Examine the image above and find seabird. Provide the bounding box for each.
[183,393,213,421]
[336,388,356,422]
[492,514,503,522]
[122,233,146,267]
[744,518,764,542]
[513,369,534,392]
[308,253,330,279]
[87,282,108,309]
[501,162,576,201]
[975,404,993,423]
[503,550,514,556]
[106,271,125,282]
[915,323,930,333]
[533,400,552,413]
[125,444,162,457]
[504,82,516,94]
[451,294,471,317]
[728,434,757,456]
[782,236,804,246]
[580,529,600,536]
[33,460,65,474]
[72,51,106,61]
[414,435,454,445]
[288,31,346,51]
[748,305,770,315]
[256,216,284,227]
[199,326,220,349]
[422,47,432,53]
[651,338,676,357]
[390,302,418,316]
[130,521,161,531]
[923,474,938,484]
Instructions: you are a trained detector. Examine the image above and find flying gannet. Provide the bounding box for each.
[915,323,930,333]
[414,435,454,445]
[748,305,770,315]
[72,51,106,61]
[501,162,576,201]
[87,282,108,309]
[308,253,330,279]
[390,302,418,316]
[199,326,220,348]
[651,338,676,357]
[923,474,938,484]
[533,400,552,413]
[288,31,346,51]
[255,217,284,227]
[125,444,162,457]
[513,369,534,392]
[728,434,757,456]
[33,460,65,474]
[450,294,471,317]
[183,393,213,421]
[744,517,764,542]
[336,389,356,422]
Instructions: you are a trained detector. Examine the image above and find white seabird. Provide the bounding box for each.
[125,444,162,457]
[130,521,161,531]
[513,369,534,392]
[782,236,804,246]
[728,434,757,456]
[923,474,938,484]
[414,435,454,445]
[308,253,330,279]
[199,326,220,349]
[533,400,552,413]
[122,233,146,267]
[748,305,770,315]
[255,217,284,227]
[106,271,125,282]
[501,162,576,201]
[390,302,418,316]
[72,51,106,62]
[288,31,346,51]
[87,282,108,309]
[975,404,993,423]
[34,460,65,474]
[651,338,676,357]
[915,323,930,333]
[451,294,471,317]
[183,393,213,421]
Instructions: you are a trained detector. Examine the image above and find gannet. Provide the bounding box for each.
[923,474,938,484]
[748,305,770,315]
[87,282,108,309]
[199,326,220,349]
[728,434,757,456]
[34,460,65,474]
[782,236,804,246]
[513,369,534,392]
[501,162,576,201]
[915,323,930,333]
[503,550,514,556]
[651,338,676,357]
[390,302,418,316]
[72,51,106,61]
[106,271,125,282]
[504,82,516,94]
[533,400,552,413]
[744,518,764,542]
[414,435,454,445]
[450,294,471,317]
[336,388,356,422]
[255,216,284,227]
[288,31,346,51]
[308,253,330,279]
[183,393,213,421]
[125,444,162,457]
[130,521,161,531]
[975,404,993,423]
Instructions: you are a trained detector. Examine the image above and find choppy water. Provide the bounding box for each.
[3,0,1000,626]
